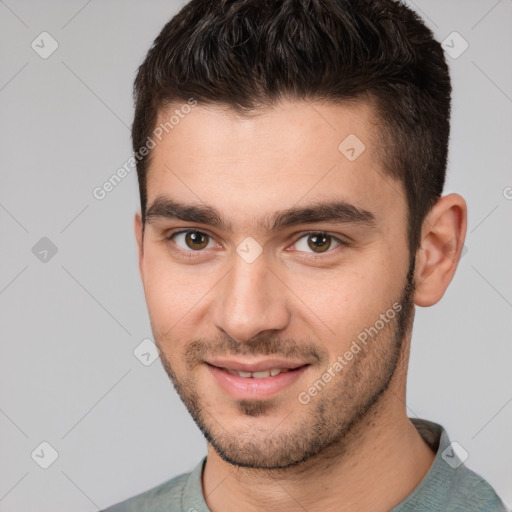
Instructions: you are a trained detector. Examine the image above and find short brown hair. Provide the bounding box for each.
[132,0,451,257]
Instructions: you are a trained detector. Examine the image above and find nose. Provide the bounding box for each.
[211,253,291,343]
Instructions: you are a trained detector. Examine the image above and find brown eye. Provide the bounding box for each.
[185,231,209,250]
[307,233,332,252]
[170,230,212,251]
[294,232,342,254]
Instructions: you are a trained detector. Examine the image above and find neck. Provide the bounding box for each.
[202,364,435,512]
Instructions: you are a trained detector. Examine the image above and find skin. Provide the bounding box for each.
[134,98,467,512]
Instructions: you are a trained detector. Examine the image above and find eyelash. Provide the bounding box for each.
[165,229,348,260]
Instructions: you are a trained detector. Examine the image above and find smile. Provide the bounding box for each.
[206,362,310,400]
[225,368,291,378]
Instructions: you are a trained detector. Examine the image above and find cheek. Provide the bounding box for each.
[297,274,381,345]
[142,260,202,371]
[291,249,405,345]
[141,247,226,355]
[141,250,200,330]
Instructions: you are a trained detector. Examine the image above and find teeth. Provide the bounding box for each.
[226,368,290,378]
[252,370,271,378]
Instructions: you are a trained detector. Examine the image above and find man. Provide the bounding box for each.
[103,0,508,510]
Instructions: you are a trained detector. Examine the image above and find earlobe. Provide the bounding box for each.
[413,193,467,307]
[134,211,144,280]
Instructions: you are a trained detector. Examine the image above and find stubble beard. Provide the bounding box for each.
[156,266,416,471]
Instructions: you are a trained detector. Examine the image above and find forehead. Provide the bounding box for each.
[145,98,405,234]
[153,97,380,164]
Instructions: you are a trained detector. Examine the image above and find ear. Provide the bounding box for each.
[413,193,467,307]
[134,211,144,281]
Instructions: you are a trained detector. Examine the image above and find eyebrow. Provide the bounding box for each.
[145,195,377,233]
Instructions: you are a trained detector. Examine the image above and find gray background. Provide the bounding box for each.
[0,0,511,510]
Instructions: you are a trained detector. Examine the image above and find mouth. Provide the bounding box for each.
[205,358,311,399]
[223,367,295,378]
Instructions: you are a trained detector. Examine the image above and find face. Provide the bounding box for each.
[136,99,415,470]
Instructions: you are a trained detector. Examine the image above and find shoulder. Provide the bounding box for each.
[394,419,510,512]
[447,464,510,512]
[100,471,190,512]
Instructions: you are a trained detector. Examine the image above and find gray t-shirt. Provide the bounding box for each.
[102,418,509,511]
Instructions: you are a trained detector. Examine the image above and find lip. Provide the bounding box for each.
[206,363,310,400]
[206,357,307,373]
